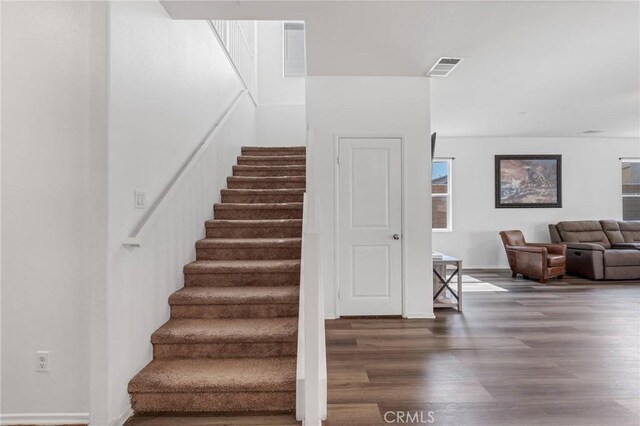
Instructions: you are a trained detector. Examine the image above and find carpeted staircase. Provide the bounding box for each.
[128,146,305,413]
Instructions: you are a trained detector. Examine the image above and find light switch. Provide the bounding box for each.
[134,191,146,209]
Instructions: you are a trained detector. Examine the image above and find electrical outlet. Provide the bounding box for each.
[134,191,146,209]
[36,351,50,372]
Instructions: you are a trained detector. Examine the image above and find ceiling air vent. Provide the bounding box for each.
[426,57,463,77]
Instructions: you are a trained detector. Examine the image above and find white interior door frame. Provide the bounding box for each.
[333,134,407,318]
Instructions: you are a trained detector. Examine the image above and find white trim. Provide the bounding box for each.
[334,134,406,318]
[404,313,436,319]
[464,265,510,270]
[400,135,408,321]
[110,407,134,426]
[333,136,340,318]
[0,413,90,425]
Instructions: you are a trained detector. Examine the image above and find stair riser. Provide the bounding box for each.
[196,247,301,260]
[221,193,304,203]
[206,227,302,238]
[131,391,295,413]
[233,169,306,177]
[214,208,303,220]
[153,342,297,359]
[237,158,305,166]
[227,181,305,190]
[185,273,300,287]
[242,149,305,157]
[171,304,298,319]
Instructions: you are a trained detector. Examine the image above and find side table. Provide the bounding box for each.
[433,255,463,312]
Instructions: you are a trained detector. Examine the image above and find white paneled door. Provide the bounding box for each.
[338,138,402,316]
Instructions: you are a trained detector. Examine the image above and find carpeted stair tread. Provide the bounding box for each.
[184,259,300,274]
[233,165,305,171]
[169,286,299,305]
[227,176,305,190]
[242,146,305,151]
[129,146,304,414]
[128,357,296,393]
[151,318,298,344]
[196,238,301,248]
[221,189,305,203]
[241,146,305,156]
[221,189,305,196]
[205,219,303,239]
[239,155,306,160]
[232,165,306,177]
[206,219,302,228]
[238,155,306,163]
[214,203,303,210]
[227,176,306,183]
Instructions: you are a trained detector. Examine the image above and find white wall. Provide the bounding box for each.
[258,104,307,147]
[1,1,258,423]
[432,137,640,268]
[105,2,256,424]
[1,1,107,422]
[109,1,244,243]
[256,21,306,146]
[306,77,433,319]
[257,21,305,106]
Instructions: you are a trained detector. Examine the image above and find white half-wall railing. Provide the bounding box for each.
[210,20,257,102]
[296,127,328,425]
[123,89,247,247]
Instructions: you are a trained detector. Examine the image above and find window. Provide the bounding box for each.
[622,160,640,220]
[432,159,452,231]
[283,22,306,76]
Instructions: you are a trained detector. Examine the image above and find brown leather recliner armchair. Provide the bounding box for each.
[499,230,567,283]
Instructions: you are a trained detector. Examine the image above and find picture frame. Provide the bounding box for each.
[495,155,562,208]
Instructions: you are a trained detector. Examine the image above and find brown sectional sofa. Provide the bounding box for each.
[549,220,640,280]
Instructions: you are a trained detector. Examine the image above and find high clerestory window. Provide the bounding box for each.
[283,22,306,77]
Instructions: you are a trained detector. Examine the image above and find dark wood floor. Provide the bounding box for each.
[126,270,640,425]
[325,270,640,425]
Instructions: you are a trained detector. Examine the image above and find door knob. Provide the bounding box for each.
[393,234,400,240]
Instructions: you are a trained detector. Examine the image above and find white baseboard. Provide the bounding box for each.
[463,266,510,270]
[1,413,90,425]
[325,314,436,319]
[110,407,133,426]
[404,313,436,319]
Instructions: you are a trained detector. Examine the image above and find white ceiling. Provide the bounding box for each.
[162,1,640,138]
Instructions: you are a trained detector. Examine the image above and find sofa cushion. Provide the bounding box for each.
[547,254,565,267]
[603,249,640,267]
[600,220,624,244]
[619,221,640,243]
[556,221,611,249]
[611,243,640,250]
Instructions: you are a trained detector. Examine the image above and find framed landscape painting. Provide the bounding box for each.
[495,155,562,208]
